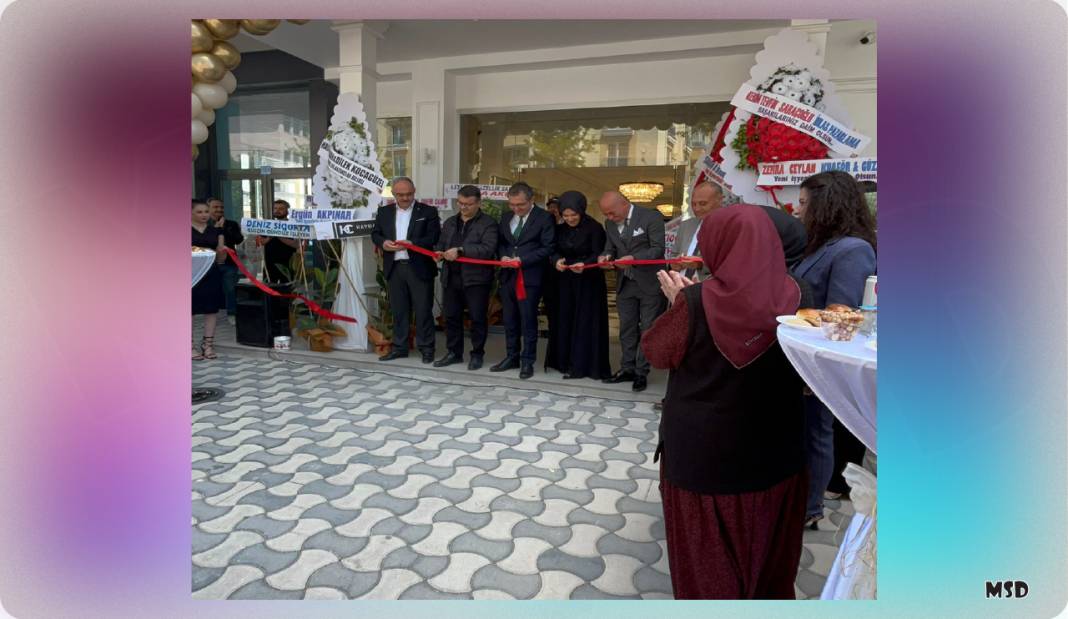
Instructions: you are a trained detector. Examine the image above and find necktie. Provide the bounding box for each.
[514,216,525,239]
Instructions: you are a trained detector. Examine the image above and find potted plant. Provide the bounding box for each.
[367,252,394,355]
[278,257,346,352]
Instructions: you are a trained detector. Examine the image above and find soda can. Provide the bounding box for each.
[862,275,877,308]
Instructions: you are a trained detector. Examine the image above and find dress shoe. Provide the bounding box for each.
[602,370,637,384]
[519,363,534,379]
[632,375,648,392]
[490,357,520,372]
[422,352,435,364]
[433,352,463,368]
[379,350,408,362]
[467,355,483,371]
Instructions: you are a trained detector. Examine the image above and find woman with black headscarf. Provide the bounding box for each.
[544,191,612,380]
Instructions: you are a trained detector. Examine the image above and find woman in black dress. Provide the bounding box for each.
[192,199,226,360]
[545,191,612,380]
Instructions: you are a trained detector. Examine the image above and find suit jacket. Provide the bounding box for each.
[792,236,876,308]
[435,210,499,288]
[600,204,666,297]
[371,201,441,281]
[498,206,556,289]
[670,216,712,280]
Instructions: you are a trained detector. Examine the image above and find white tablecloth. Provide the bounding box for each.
[192,251,215,287]
[777,325,878,600]
[777,326,877,453]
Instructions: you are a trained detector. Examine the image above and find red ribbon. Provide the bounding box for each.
[223,248,358,323]
[393,241,527,300]
[396,240,698,279]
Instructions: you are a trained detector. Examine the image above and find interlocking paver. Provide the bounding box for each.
[192,565,264,599]
[193,531,264,569]
[194,353,852,600]
[427,552,492,594]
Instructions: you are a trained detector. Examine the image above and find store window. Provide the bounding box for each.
[219,91,311,170]
[460,102,730,222]
[377,117,412,182]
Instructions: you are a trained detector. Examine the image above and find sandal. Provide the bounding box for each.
[201,336,217,360]
[193,339,204,360]
[805,514,824,531]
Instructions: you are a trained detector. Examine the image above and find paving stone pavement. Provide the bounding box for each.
[192,354,854,600]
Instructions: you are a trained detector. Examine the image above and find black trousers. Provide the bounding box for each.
[388,261,435,354]
[443,281,490,358]
[500,277,542,365]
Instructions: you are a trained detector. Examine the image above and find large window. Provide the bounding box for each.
[376,117,412,181]
[220,91,311,170]
[460,102,730,222]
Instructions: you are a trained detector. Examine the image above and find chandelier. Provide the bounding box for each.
[618,181,664,203]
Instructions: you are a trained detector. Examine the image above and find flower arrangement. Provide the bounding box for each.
[731,64,830,172]
[319,119,379,209]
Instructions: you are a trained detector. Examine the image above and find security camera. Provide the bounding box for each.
[859,31,876,45]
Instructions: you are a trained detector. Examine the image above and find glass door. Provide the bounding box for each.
[221,176,266,219]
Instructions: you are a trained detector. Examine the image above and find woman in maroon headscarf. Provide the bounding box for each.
[641,204,813,599]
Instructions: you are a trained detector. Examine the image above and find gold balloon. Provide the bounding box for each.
[192,144,199,160]
[202,19,240,40]
[211,40,241,70]
[191,53,227,82]
[191,21,213,53]
[287,19,310,24]
[241,19,280,35]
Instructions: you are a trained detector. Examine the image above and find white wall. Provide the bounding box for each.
[451,53,756,111]
[370,20,878,175]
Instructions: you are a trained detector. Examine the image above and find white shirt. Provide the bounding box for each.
[510,212,527,236]
[394,203,413,260]
[686,220,702,257]
[617,204,634,235]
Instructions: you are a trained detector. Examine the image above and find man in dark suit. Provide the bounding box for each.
[598,191,666,392]
[371,177,441,363]
[433,185,499,371]
[491,182,556,379]
[669,182,723,280]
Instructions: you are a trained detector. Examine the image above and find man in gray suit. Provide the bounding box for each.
[670,181,724,280]
[597,191,666,392]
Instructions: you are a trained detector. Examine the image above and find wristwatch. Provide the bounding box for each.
[456,247,464,256]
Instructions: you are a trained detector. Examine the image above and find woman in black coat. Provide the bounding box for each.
[545,191,612,380]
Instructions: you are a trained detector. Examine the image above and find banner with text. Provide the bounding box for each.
[756,157,878,186]
[699,155,731,189]
[321,140,387,193]
[240,218,314,240]
[442,184,513,201]
[289,208,361,222]
[730,83,871,156]
[312,220,376,240]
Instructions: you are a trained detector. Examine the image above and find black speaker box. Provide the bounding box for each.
[235,281,292,347]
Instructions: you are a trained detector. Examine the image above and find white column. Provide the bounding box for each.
[329,21,385,352]
[791,19,832,57]
[410,63,458,199]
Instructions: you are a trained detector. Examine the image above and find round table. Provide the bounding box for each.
[777,325,876,453]
[192,250,215,287]
[777,324,877,600]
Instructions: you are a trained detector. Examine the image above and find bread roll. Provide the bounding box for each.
[796,308,822,326]
[826,303,853,313]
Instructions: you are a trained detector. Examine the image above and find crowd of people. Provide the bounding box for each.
[192,169,877,599]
